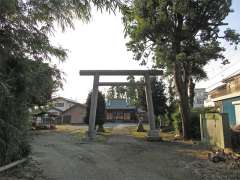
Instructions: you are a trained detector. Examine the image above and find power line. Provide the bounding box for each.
[206,69,240,90]
[207,60,240,80]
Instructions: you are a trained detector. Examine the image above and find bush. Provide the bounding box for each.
[0,118,31,166]
[160,114,169,127]
[0,94,32,166]
[172,108,201,139]
[172,110,182,135]
[193,107,219,114]
[189,111,201,139]
[155,116,160,129]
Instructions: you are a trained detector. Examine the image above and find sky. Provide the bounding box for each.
[51,1,240,103]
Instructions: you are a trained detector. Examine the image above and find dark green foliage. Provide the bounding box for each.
[151,77,167,116]
[137,77,167,117]
[0,57,59,166]
[0,0,120,165]
[115,86,127,99]
[172,108,201,139]
[172,108,182,135]
[136,78,146,108]
[189,78,195,108]
[84,91,106,129]
[165,77,177,127]
[106,86,127,100]
[126,75,138,106]
[122,0,239,139]
[189,111,201,139]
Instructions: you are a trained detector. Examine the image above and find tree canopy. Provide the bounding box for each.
[122,0,240,138]
[0,0,121,165]
[137,77,167,117]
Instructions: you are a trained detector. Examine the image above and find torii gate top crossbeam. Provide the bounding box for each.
[79,70,163,76]
[98,82,144,86]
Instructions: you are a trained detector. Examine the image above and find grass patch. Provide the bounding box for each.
[125,126,148,140]
[126,125,178,141]
[97,127,113,136]
[56,125,87,139]
[55,125,115,143]
[54,124,197,144]
[71,129,86,139]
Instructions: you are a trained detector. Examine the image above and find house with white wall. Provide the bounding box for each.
[193,88,208,108]
[48,97,86,124]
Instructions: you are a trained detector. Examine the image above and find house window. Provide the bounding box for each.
[55,103,64,107]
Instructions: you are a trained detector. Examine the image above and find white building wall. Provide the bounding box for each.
[204,95,215,107]
[193,88,207,108]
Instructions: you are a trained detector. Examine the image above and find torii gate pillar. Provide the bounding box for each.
[144,75,160,140]
[87,75,99,138]
[80,70,162,140]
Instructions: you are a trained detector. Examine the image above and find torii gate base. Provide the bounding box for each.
[79,70,163,141]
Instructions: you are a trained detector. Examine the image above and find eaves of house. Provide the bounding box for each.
[212,91,240,102]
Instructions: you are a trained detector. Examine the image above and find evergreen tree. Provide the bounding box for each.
[137,77,167,117]
[122,0,239,139]
[84,91,106,132]
[126,75,138,106]
[106,86,116,100]
[115,86,127,99]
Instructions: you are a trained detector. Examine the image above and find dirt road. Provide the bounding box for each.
[29,125,238,180]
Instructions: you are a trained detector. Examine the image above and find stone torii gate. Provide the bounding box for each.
[79,70,163,140]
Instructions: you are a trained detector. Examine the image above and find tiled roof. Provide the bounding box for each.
[51,97,80,105]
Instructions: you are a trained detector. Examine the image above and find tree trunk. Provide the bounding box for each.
[172,14,191,139]
[178,89,191,139]
[174,62,191,139]
[189,77,195,108]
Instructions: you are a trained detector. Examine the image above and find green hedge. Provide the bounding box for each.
[0,100,31,166]
[172,108,201,139]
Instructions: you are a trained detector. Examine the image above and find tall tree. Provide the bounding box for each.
[0,56,60,165]
[115,86,127,99]
[126,75,138,105]
[136,78,146,109]
[137,77,167,117]
[166,75,177,126]
[152,77,167,117]
[0,0,120,165]
[106,86,116,100]
[84,91,106,132]
[122,0,239,139]
[106,76,138,105]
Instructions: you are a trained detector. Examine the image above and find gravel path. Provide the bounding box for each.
[29,125,239,180]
